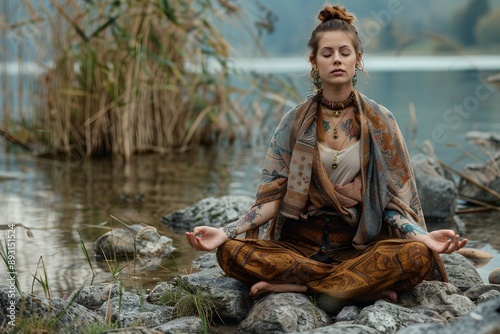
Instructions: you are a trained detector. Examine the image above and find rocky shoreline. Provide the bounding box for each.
[1,250,500,333]
[2,133,499,333]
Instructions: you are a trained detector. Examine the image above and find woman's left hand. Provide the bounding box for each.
[412,229,468,254]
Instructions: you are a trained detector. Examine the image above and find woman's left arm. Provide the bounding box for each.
[383,210,467,254]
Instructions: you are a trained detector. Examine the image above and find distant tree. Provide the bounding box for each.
[475,8,500,46]
[451,0,490,46]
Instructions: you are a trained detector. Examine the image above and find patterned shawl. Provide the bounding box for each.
[248,90,426,249]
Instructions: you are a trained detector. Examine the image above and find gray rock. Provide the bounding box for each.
[457,144,500,203]
[396,296,500,334]
[290,323,380,334]
[103,326,162,334]
[353,300,445,334]
[93,223,175,259]
[335,305,361,322]
[68,283,122,310]
[464,284,500,301]
[412,154,457,224]
[96,292,173,328]
[238,293,332,334]
[148,269,252,323]
[161,195,255,231]
[0,285,104,332]
[477,290,500,304]
[440,252,485,289]
[398,281,475,319]
[154,316,203,334]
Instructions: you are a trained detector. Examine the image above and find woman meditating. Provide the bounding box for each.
[186,4,467,303]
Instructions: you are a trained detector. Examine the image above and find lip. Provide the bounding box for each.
[331,69,345,75]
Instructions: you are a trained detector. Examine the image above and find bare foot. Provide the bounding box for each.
[354,289,398,304]
[249,281,308,299]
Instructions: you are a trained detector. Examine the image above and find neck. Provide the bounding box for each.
[321,84,353,102]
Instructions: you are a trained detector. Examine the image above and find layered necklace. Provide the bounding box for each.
[330,113,350,169]
[320,91,357,169]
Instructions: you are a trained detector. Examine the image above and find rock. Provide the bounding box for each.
[68,283,122,310]
[396,295,500,334]
[353,300,445,334]
[456,248,493,261]
[93,223,175,259]
[335,305,361,322]
[412,154,457,224]
[103,327,162,334]
[398,281,476,319]
[238,293,332,334]
[290,323,380,333]
[0,285,104,333]
[440,252,485,289]
[457,148,500,204]
[147,267,252,323]
[96,291,173,328]
[160,195,255,231]
[153,316,203,333]
[477,290,500,304]
[465,130,500,151]
[489,268,500,284]
[464,284,500,301]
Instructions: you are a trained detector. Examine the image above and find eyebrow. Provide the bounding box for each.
[320,45,352,51]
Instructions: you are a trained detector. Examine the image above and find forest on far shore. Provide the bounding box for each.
[227,0,500,58]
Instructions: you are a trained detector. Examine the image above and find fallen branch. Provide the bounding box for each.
[0,129,32,152]
[439,160,500,201]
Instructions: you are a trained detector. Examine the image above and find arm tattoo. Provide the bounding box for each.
[384,210,427,236]
[223,205,262,239]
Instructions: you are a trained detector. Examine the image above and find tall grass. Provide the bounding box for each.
[1,0,293,159]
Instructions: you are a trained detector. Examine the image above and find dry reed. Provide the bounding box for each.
[1,0,294,159]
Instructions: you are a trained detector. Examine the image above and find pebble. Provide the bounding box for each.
[488,268,500,284]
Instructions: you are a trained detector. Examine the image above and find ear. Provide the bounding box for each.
[356,52,362,67]
[309,54,317,70]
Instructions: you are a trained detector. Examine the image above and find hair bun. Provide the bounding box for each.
[318,5,354,24]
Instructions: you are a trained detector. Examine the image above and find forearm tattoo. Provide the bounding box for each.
[223,205,262,239]
[384,210,427,236]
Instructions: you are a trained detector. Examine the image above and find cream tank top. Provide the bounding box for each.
[307,141,361,216]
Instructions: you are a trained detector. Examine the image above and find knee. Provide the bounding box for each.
[216,239,240,266]
[402,241,433,272]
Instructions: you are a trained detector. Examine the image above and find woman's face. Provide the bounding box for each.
[312,31,360,90]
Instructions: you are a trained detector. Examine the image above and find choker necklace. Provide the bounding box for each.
[320,91,355,117]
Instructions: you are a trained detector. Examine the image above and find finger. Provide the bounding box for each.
[185,232,197,249]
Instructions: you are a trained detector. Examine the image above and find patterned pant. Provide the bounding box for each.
[216,217,446,299]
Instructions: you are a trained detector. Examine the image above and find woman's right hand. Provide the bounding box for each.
[185,226,229,252]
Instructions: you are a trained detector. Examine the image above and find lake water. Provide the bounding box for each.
[0,56,499,298]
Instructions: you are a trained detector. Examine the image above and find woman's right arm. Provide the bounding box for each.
[185,200,276,251]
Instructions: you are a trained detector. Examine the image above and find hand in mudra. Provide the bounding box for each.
[185,226,228,252]
[413,229,467,254]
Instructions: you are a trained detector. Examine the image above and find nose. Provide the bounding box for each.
[333,52,342,65]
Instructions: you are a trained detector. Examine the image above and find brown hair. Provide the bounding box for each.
[309,5,362,142]
[307,5,363,67]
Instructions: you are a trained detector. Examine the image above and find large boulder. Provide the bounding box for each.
[411,153,457,224]
[440,252,485,289]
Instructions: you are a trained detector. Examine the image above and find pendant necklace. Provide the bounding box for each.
[332,134,349,169]
[331,108,348,140]
[320,91,355,117]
